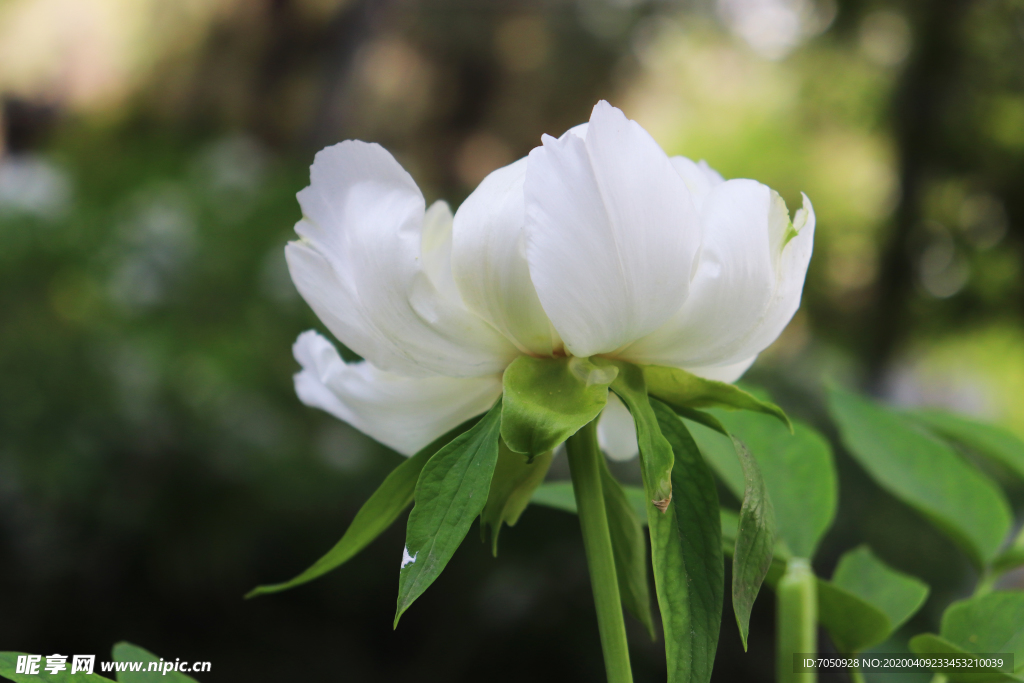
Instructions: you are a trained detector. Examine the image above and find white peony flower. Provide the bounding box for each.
[286,101,814,460]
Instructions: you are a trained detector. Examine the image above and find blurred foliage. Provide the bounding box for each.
[1,0,1023,681]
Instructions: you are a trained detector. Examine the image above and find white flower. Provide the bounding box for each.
[286,101,814,460]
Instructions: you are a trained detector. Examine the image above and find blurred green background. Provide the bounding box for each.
[1,0,1022,680]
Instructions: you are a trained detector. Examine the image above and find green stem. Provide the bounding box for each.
[566,420,633,683]
[776,558,818,683]
[928,674,949,683]
[849,664,867,683]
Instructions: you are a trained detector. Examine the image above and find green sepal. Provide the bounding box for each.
[642,364,791,432]
[599,456,656,639]
[111,643,200,683]
[0,654,116,682]
[395,400,503,627]
[501,356,616,456]
[651,399,724,683]
[480,442,554,556]
[246,416,480,598]
[730,436,776,651]
[599,359,674,510]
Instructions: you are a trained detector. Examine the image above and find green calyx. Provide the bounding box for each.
[500,355,618,456]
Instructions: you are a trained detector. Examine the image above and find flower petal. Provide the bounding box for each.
[293,330,503,456]
[452,158,561,356]
[739,191,815,358]
[670,156,724,214]
[597,392,639,461]
[286,140,517,378]
[524,101,701,357]
[686,355,758,383]
[623,181,813,371]
[623,179,774,367]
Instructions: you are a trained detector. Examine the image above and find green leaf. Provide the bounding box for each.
[689,407,836,559]
[831,545,929,632]
[529,481,651,526]
[817,546,929,654]
[910,592,1024,681]
[687,421,744,496]
[719,508,789,592]
[992,546,1024,575]
[0,655,116,683]
[246,417,479,597]
[729,436,776,651]
[828,388,1013,567]
[394,400,503,626]
[602,359,674,510]
[111,643,200,683]
[817,580,892,654]
[643,364,791,431]
[530,481,578,514]
[501,356,616,456]
[942,592,1024,663]
[599,457,656,639]
[480,443,553,555]
[651,399,724,683]
[908,635,1022,683]
[908,409,1024,482]
[671,406,728,436]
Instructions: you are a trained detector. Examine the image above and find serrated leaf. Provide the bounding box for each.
[111,643,200,683]
[643,365,791,431]
[0,654,115,683]
[501,356,615,456]
[831,546,929,632]
[394,400,503,626]
[480,443,553,555]
[651,399,724,683]
[246,417,479,597]
[601,359,674,510]
[817,581,892,654]
[730,436,776,651]
[689,404,836,559]
[600,457,656,639]
[828,388,1012,567]
[908,410,1024,482]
